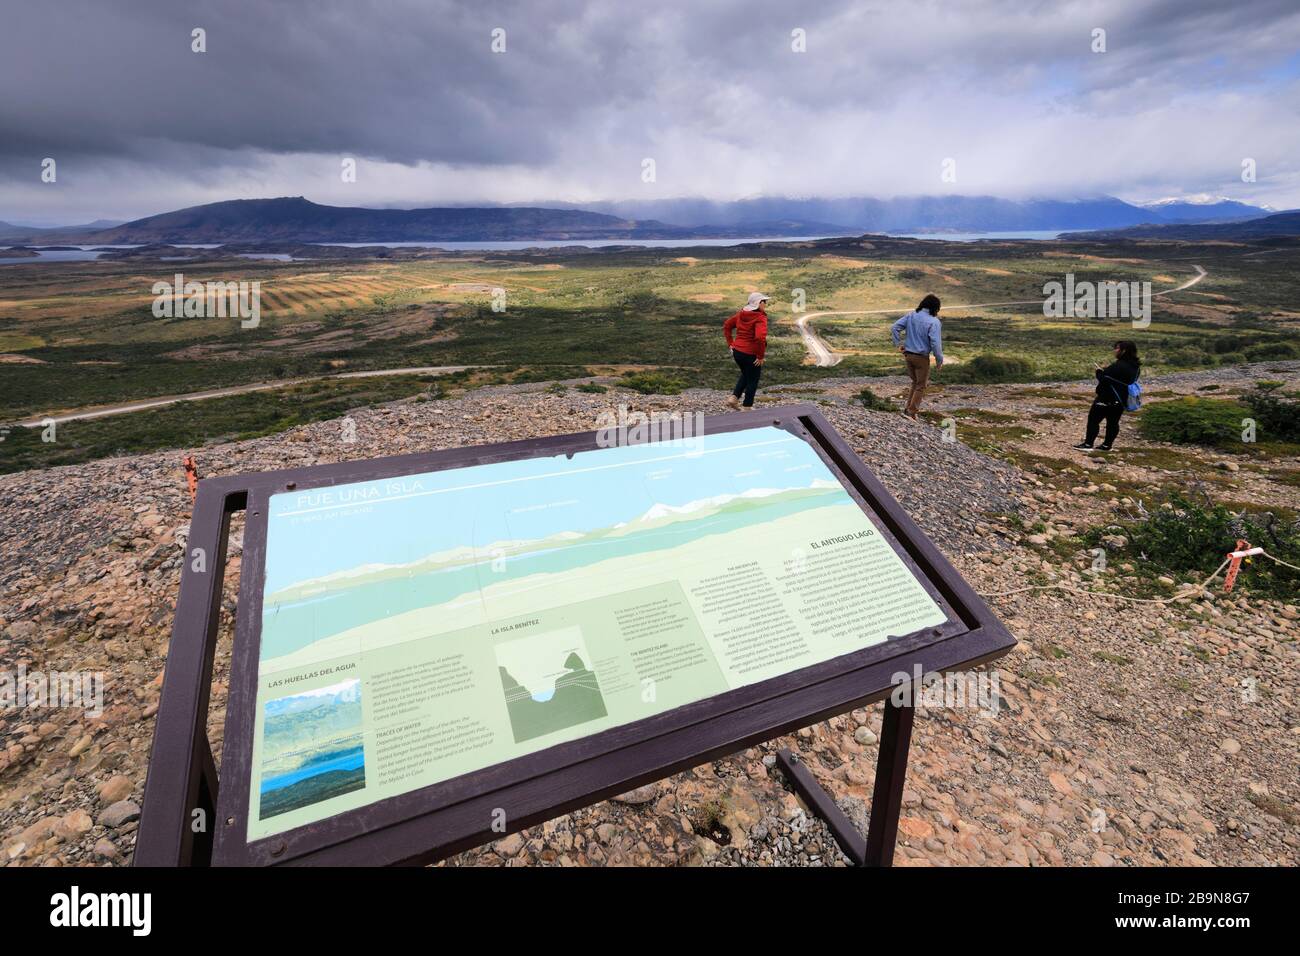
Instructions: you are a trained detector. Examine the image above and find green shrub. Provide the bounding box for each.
[620,372,686,395]
[576,383,607,394]
[1244,342,1298,361]
[1241,383,1300,442]
[617,291,665,312]
[857,387,896,411]
[511,365,593,384]
[1210,335,1250,354]
[1217,352,1246,366]
[1088,493,1299,599]
[1138,397,1246,447]
[1161,347,1215,367]
[946,354,1034,383]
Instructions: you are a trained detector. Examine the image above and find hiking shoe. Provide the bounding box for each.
[725,395,741,410]
[1071,442,1094,450]
[1097,444,1113,452]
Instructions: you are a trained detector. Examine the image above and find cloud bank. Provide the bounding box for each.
[2,0,1298,222]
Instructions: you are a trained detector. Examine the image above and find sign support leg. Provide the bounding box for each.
[775,697,915,867]
[135,486,241,867]
[863,696,914,866]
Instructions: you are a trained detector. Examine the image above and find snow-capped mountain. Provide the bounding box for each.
[1135,196,1271,223]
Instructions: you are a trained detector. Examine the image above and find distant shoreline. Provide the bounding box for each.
[0,230,1088,265]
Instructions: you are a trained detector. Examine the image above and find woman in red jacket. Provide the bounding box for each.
[724,292,769,409]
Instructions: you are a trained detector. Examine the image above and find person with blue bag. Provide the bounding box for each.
[1074,340,1141,452]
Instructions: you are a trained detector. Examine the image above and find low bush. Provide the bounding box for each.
[1244,342,1298,361]
[620,372,686,395]
[1087,493,1300,599]
[510,365,593,384]
[856,387,896,411]
[1210,334,1250,354]
[945,354,1035,383]
[1241,383,1300,443]
[1162,347,1216,368]
[1138,397,1246,447]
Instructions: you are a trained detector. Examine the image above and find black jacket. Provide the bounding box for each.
[1094,358,1140,405]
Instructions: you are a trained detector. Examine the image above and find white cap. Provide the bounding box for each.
[743,292,770,311]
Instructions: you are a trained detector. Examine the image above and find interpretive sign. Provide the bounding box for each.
[249,425,947,840]
[137,404,1015,867]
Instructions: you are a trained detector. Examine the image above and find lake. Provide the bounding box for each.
[0,230,1079,264]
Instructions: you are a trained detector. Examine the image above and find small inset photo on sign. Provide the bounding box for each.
[258,679,367,820]
[496,627,608,743]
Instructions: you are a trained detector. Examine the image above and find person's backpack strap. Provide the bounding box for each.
[1100,373,1128,406]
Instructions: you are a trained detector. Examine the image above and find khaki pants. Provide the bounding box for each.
[904,352,931,415]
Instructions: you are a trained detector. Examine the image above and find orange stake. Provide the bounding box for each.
[1223,538,1260,593]
[183,454,199,503]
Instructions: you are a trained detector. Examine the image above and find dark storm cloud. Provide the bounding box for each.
[1,0,1298,220]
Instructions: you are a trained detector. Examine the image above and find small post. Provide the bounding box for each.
[183,454,199,504]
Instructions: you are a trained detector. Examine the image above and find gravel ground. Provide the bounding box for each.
[1,370,1295,867]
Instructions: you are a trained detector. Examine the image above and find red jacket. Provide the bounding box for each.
[724,309,767,360]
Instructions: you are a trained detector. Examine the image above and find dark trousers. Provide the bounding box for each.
[732,349,762,407]
[1085,400,1124,447]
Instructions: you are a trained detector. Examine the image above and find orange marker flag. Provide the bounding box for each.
[183,455,199,504]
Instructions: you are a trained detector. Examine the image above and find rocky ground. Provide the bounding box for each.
[0,364,1296,867]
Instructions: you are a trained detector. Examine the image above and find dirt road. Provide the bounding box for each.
[11,365,481,428]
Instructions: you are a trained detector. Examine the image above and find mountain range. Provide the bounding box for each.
[0,195,1279,245]
[0,218,124,240]
[1070,210,1300,241]
[542,195,1272,234]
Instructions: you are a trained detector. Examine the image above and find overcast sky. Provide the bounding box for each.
[2,0,1299,224]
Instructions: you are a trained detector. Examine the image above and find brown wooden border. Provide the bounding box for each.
[135,404,1015,866]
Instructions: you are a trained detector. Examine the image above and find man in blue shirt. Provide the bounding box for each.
[891,294,944,420]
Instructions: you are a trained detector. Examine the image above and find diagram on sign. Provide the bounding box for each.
[495,627,608,742]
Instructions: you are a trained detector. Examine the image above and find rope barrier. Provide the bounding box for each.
[977,543,1299,605]
[977,556,1232,605]
[1261,551,1300,574]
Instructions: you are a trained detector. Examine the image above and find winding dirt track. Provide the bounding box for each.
[11,365,481,428]
[794,264,1207,367]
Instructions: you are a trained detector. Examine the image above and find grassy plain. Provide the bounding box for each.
[2,238,1298,472]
